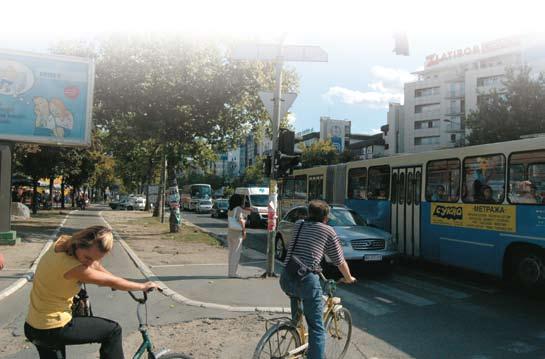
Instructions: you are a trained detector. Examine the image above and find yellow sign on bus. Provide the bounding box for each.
[431,203,516,233]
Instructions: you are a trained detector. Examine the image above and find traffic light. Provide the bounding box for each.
[276,152,301,178]
[278,128,295,155]
[263,155,272,177]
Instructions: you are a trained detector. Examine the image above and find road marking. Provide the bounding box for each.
[336,287,393,316]
[361,281,435,306]
[393,274,470,299]
[151,260,266,268]
[400,269,499,294]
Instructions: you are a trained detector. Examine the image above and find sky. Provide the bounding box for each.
[2,0,545,135]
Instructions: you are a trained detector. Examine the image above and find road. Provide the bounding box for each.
[183,210,545,358]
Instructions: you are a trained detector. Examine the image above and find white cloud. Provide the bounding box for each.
[323,66,416,109]
[369,128,383,134]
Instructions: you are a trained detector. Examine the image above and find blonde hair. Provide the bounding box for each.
[58,226,114,256]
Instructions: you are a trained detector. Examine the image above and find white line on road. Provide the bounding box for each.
[401,269,498,294]
[393,274,470,299]
[151,261,266,268]
[361,281,435,306]
[337,287,393,316]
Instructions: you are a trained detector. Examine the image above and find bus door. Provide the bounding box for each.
[391,166,422,257]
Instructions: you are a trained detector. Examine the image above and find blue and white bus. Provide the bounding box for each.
[278,137,545,290]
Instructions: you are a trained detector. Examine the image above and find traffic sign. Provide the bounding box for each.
[231,44,328,62]
[258,92,297,120]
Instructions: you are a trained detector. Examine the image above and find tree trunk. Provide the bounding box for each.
[32,180,38,214]
[60,177,66,209]
[153,152,166,218]
[167,164,181,233]
[49,176,54,210]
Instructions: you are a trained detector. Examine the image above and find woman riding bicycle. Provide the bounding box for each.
[24,225,159,359]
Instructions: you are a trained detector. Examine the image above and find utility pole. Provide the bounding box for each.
[231,41,328,277]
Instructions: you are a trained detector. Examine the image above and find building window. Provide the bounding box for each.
[415,120,440,129]
[462,154,506,204]
[415,103,440,114]
[451,134,456,143]
[477,75,504,87]
[414,136,440,145]
[426,159,460,202]
[308,175,324,200]
[415,86,440,97]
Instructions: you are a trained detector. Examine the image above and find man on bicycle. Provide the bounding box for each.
[280,200,356,359]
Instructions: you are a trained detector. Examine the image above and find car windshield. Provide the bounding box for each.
[250,194,269,207]
[327,208,367,227]
[191,185,212,199]
[217,200,228,209]
[201,200,212,205]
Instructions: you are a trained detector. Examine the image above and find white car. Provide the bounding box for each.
[196,199,213,213]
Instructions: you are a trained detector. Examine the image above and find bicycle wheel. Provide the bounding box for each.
[157,352,192,359]
[324,307,352,359]
[253,322,302,359]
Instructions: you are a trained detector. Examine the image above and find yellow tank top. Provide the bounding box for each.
[26,240,82,329]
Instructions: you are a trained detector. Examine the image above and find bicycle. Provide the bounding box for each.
[253,272,353,359]
[128,289,192,359]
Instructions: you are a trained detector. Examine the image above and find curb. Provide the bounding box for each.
[100,213,290,314]
[0,211,74,302]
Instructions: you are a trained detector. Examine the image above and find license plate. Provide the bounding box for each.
[365,255,383,262]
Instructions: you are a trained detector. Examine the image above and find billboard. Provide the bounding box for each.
[0,49,94,146]
[320,117,350,152]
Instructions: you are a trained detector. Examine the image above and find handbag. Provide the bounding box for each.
[285,222,312,278]
[71,283,93,317]
[228,208,243,231]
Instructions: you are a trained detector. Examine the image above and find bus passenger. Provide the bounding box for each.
[431,185,447,201]
[481,185,496,204]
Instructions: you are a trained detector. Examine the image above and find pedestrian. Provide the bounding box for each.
[279,200,357,359]
[227,194,246,278]
[24,225,159,358]
[0,252,4,270]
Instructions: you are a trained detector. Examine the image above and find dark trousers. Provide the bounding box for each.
[24,317,124,359]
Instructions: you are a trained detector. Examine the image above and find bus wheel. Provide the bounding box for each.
[511,248,545,291]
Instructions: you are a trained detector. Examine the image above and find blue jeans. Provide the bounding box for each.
[280,271,325,359]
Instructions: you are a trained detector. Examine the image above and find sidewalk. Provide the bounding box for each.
[0,211,70,297]
[101,210,290,312]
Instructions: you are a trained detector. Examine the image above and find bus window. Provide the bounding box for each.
[508,150,545,204]
[407,173,413,205]
[463,154,505,204]
[391,173,398,204]
[426,159,460,202]
[415,171,422,205]
[294,176,307,200]
[284,179,295,199]
[399,172,405,205]
[368,166,390,200]
[308,175,324,200]
[348,168,367,199]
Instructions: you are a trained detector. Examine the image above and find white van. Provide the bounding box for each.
[234,187,269,227]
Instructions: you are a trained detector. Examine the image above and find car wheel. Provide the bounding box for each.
[127,206,133,211]
[275,235,287,261]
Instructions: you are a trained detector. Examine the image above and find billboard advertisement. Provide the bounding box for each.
[0,49,94,146]
[320,117,349,152]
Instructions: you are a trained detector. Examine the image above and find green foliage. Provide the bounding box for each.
[466,66,545,145]
[240,156,266,186]
[300,140,339,168]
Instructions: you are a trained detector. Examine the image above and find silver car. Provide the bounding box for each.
[276,205,398,269]
[196,199,213,213]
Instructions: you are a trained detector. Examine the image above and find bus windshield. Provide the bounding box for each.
[250,194,269,207]
[191,185,212,199]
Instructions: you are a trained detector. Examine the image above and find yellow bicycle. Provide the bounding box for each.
[253,272,352,359]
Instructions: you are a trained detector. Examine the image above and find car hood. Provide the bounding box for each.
[333,226,389,240]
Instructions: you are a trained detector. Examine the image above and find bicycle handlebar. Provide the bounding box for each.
[128,287,163,303]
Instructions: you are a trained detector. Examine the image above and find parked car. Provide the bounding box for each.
[276,205,398,270]
[110,195,146,211]
[211,199,229,218]
[195,199,213,213]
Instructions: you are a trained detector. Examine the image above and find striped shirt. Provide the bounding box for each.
[284,220,345,272]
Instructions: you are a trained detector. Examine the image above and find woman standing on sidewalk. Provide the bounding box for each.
[24,225,159,359]
[227,194,247,278]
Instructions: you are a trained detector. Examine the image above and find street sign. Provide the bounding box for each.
[231,44,328,62]
[258,92,297,120]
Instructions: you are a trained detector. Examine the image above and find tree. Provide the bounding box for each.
[466,66,545,145]
[300,140,339,168]
[240,156,266,186]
